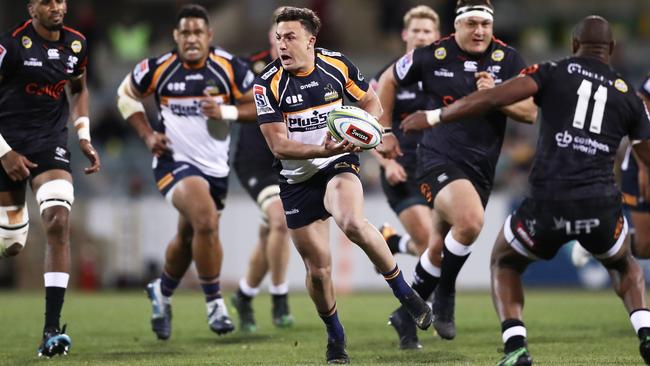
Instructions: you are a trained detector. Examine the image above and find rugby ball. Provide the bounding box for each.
[326,106,383,150]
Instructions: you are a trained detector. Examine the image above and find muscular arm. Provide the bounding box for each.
[376,67,397,130]
[68,73,89,120]
[260,122,356,160]
[633,141,650,171]
[501,97,538,124]
[233,90,258,122]
[356,87,383,120]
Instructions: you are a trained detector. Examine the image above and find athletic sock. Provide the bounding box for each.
[502,319,527,353]
[319,304,345,342]
[411,249,441,300]
[44,272,69,331]
[199,277,221,302]
[238,278,260,301]
[160,271,180,298]
[630,309,650,339]
[383,265,414,300]
[438,232,472,296]
[398,234,412,254]
[269,282,289,296]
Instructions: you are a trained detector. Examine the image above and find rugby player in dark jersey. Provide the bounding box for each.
[255,7,432,364]
[231,8,295,333]
[0,0,100,357]
[404,15,650,366]
[116,5,257,340]
[377,0,537,341]
[368,5,440,350]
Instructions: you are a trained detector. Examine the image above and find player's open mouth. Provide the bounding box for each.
[280,55,292,62]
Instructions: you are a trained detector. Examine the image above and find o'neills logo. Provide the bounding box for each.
[345,125,371,143]
[25,80,67,99]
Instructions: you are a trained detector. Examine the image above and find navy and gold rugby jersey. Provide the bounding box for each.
[394,35,526,189]
[621,73,650,190]
[523,58,650,200]
[234,49,275,171]
[373,60,432,171]
[0,20,88,155]
[130,47,253,178]
[255,48,369,184]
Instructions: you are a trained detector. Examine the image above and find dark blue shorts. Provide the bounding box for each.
[280,154,360,229]
[380,166,428,215]
[153,157,228,210]
[418,163,490,209]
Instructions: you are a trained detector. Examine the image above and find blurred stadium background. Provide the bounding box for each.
[1,0,650,293]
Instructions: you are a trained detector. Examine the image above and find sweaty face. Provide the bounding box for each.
[29,0,67,31]
[174,18,212,66]
[454,16,493,55]
[276,21,315,73]
[403,18,439,52]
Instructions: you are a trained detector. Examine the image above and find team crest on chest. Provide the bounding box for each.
[491,49,504,62]
[323,83,339,102]
[434,47,446,60]
[22,36,32,49]
[71,40,82,54]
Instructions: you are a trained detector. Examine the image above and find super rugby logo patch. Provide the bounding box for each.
[254,85,275,115]
[395,50,414,81]
[133,60,150,84]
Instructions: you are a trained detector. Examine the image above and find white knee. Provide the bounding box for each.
[0,205,29,258]
[35,179,75,214]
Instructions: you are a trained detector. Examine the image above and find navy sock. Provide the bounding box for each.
[200,278,221,302]
[160,271,180,297]
[44,287,66,330]
[502,319,527,353]
[319,305,345,342]
[411,261,439,300]
[438,245,470,296]
[383,265,413,300]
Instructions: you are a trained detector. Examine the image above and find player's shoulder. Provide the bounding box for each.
[316,47,346,59]
[62,25,86,41]
[255,58,282,85]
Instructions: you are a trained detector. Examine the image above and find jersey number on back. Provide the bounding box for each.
[572,79,607,134]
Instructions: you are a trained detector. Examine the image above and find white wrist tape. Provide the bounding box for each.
[74,117,91,141]
[0,134,12,158]
[425,109,442,126]
[117,75,145,120]
[220,105,239,120]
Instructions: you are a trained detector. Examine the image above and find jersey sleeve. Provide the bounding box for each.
[70,38,88,78]
[521,61,555,103]
[504,50,527,79]
[628,95,650,141]
[231,56,255,98]
[129,57,157,96]
[254,79,283,125]
[393,47,427,87]
[640,75,650,100]
[0,35,18,79]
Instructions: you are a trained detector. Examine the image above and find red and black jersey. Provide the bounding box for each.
[0,20,87,154]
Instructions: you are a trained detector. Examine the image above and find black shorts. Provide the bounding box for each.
[0,146,71,192]
[417,163,490,209]
[504,195,627,260]
[280,154,360,229]
[380,167,428,215]
[235,160,280,210]
[153,157,228,210]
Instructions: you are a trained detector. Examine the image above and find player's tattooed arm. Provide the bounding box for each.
[375,66,403,159]
[260,122,359,160]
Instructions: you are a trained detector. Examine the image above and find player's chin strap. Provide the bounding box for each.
[35,179,75,214]
[455,5,494,23]
[0,204,29,258]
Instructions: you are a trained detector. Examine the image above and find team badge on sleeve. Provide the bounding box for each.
[133,60,150,84]
[254,85,274,115]
[491,49,504,62]
[22,36,32,49]
[614,79,628,93]
[0,45,6,67]
[71,40,82,54]
[395,50,414,80]
[434,47,447,60]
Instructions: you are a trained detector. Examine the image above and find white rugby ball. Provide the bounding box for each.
[326,106,383,150]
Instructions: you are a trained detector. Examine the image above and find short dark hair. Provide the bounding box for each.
[274,7,321,36]
[176,4,210,28]
[455,0,494,12]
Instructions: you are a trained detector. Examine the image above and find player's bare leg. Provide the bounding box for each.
[171,177,233,335]
[325,173,431,330]
[32,170,74,357]
[490,229,534,366]
[630,211,650,258]
[264,199,293,327]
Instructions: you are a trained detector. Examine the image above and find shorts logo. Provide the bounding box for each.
[491,49,504,62]
[437,173,448,183]
[614,79,628,93]
[565,218,600,235]
[21,36,32,49]
[0,45,7,67]
[254,85,275,115]
[420,183,433,204]
[133,60,150,85]
[515,221,535,247]
[285,208,300,215]
[172,164,190,175]
[261,66,278,80]
[71,40,82,54]
[334,162,360,174]
[613,215,624,240]
[54,147,69,163]
[323,83,339,102]
[395,50,414,80]
[434,47,446,60]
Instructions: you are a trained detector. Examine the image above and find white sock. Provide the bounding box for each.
[398,234,412,254]
[44,272,69,288]
[631,309,650,334]
[239,278,260,297]
[269,282,289,295]
[420,249,441,277]
[502,325,527,344]
[444,231,473,257]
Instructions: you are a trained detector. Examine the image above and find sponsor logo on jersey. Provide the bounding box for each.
[433,68,454,78]
[66,55,78,73]
[186,73,204,81]
[25,80,67,99]
[555,130,610,155]
[287,109,328,132]
[0,45,5,67]
[163,97,202,117]
[334,162,360,173]
[254,85,275,115]
[487,65,501,76]
[395,50,414,80]
[300,81,319,90]
[261,66,278,80]
[21,36,32,49]
[464,61,478,72]
[133,60,150,84]
[47,49,60,60]
[396,90,416,100]
[323,83,339,102]
[567,63,612,86]
[285,94,304,105]
[491,49,504,62]
[434,47,446,60]
[320,49,342,57]
[167,82,186,92]
[614,79,628,93]
[23,58,42,67]
[71,40,82,54]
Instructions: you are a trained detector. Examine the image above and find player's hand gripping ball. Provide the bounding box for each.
[326,106,383,150]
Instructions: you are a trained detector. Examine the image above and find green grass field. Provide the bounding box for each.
[0,290,645,365]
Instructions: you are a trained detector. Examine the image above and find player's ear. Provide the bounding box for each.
[572,39,579,54]
[401,29,408,43]
[307,35,316,49]
[173,28,179,43]
[609,40,615,56]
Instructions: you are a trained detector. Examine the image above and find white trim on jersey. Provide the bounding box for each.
[278,77,291,108]
[207,64,231,96]
[318,57,348,85]
[317,64,344,91]
[157,63,181,96]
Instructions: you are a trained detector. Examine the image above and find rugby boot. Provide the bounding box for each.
[497,347,533,366]
[399,291,433,330]
[326,337,350,364]
[145,279,172,340]
[37,324,71,358]
[207,298,235,335]
[388,306,421,350]
[640,334,650,365]
[231,293,257,333]
[272,295,295,328]
[431,287,456,339]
